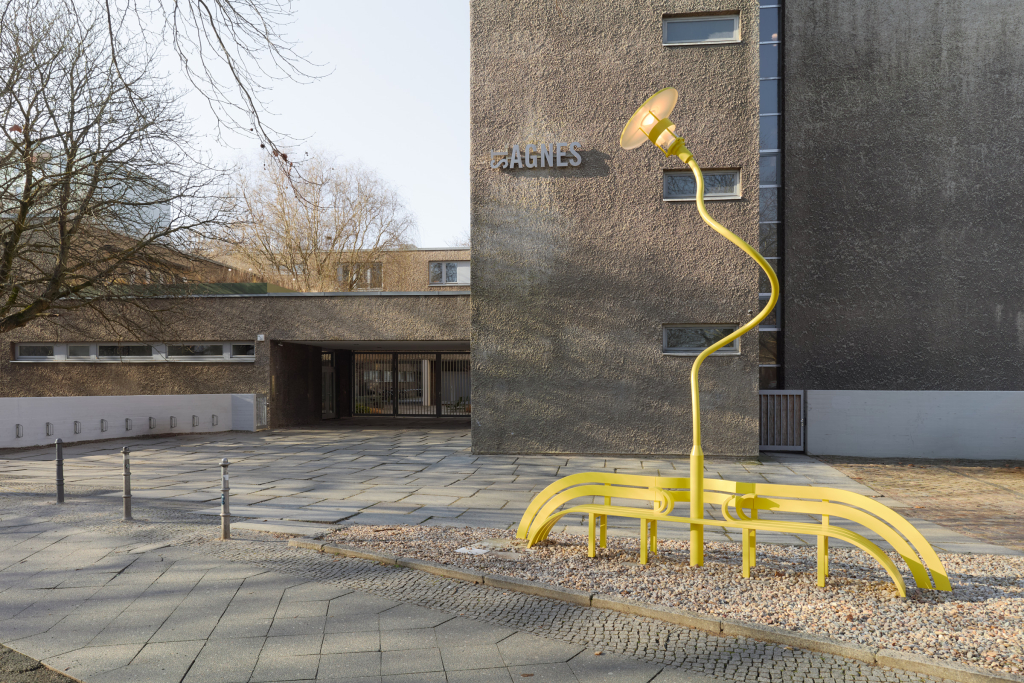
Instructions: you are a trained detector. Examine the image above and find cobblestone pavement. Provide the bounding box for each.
[823,458,1024,553]
[0,426,1014,555]
[0,488,953,683]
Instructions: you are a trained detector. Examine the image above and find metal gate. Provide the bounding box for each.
[759,390,804,451]
[353,352,470,417]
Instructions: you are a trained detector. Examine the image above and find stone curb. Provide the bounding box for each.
[286,538,1023,683]
[483,573,593,607]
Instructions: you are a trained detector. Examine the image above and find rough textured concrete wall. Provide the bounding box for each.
[785,0,1024,390]
[270,342,321,427]
[384,249,472,293]
[471,0,761,455]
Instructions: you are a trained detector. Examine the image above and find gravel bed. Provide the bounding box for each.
[323,524,1024,676]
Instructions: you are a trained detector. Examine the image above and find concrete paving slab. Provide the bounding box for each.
[45,642,146,681]
[444,668,514,683]
[496,633,586,666]
[263,634,324,657]
[506,662,579,683]
[568,650,665,683]
[377,605,454,631]
[316,651,381,678]
[89,639,205,683]
[380,647,444,675]
[321,630,380,654]
[250,653,321,682]
[181,636,264,683]
[439,643,506,671]
[379,628,437,651]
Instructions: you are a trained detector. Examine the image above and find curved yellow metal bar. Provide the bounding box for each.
[683,159,780,566]
[751,483,951,591]
[516,473,950,595]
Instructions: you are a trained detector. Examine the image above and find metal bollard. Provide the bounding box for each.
[220,458,230,540]
[55,439,64,504]
[122,446,132,521]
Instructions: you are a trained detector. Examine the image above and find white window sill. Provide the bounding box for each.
[662,351,741,357]
[12,358,256,364]
[663,40,742,46]
[663,195,741,202]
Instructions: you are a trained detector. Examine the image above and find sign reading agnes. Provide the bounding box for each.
[490,142,582,169]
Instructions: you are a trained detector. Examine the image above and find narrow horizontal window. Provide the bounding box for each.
[664,170,741,201]
[663,15,740,45]
[98,345,153,358]
[232,344,256,357]
[17,345,54,358]
[167,344,224,357]
[68,345,91,358]
[663,326,740,355]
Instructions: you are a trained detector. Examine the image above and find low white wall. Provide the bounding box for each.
[806,390,1024,459]
[0,394,259,449]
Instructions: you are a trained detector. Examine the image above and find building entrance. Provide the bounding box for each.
[353,352,470,417]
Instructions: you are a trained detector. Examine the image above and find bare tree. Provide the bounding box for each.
[0,1,230,336]
[226,151,416,292]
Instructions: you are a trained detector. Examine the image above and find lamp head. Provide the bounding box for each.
[620,87,691,160]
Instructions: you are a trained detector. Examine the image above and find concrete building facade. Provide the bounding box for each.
[470,0,763,457]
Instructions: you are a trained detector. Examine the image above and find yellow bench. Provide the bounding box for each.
[516,472,950,597]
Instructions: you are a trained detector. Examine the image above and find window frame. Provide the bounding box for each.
[663,169,742,202]
[13,341,259,363]
[662,14,741,46]
[662,325,742,357]
[428,260,471,286]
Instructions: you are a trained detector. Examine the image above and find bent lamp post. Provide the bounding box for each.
[620,87,779,567]
[506,87,956,595]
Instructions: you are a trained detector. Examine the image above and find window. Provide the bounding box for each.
[339,263,383,290]
[16,345,54,359]
[429,261,470,285]
[664,170,741,201]
[68,345,91,358]
[167,344,224,357]
[663,326,740,356]
[758,293,781,330]
[663,15,740,45]
[98,345,153,359]
[13,341,257,363]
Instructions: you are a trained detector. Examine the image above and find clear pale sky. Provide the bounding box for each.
[191,0,470,248]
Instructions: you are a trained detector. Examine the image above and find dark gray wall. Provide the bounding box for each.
[785,0,1024,390]
[471,0,762,456]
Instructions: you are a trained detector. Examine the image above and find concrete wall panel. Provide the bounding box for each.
[806,390,1024,459]
[0,394,253,449]
[785,0,1024,390]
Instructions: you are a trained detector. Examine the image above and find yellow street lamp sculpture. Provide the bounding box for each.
[517,88,951,597]
[620,87,779,567]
